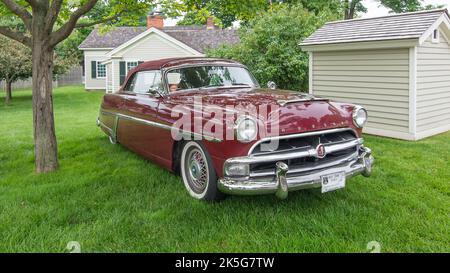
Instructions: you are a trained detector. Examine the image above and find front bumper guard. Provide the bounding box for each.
[218,147,374,199]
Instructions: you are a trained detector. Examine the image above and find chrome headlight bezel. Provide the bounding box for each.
[235,116,258,143]
[352,106,368,128]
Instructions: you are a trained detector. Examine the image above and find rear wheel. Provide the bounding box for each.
[180,141,224,201]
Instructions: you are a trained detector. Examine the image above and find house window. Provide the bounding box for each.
[127,61,139,73]
[97,62,106,78]
[432,29,440,43]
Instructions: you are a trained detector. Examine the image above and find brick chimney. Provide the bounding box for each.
[147,13,164,29]
[206,17,215,30]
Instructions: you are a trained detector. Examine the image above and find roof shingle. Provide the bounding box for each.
[301,9,449,46]
[78,25,239,53]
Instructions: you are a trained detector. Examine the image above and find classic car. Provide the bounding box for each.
[97,57,374,201]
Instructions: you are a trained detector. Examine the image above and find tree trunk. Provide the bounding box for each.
[344,0,350,19]
[32,41,59,173]
[5,80,12,105]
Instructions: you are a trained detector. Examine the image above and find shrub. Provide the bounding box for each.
[208,5,334,91]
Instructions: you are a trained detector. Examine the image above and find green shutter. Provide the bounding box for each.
[91,61,97,79]
[119,61,126,85]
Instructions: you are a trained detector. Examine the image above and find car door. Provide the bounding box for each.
[117,71,168,164]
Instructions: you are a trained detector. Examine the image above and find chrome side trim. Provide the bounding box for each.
[229,138,362,165]
[99,110,222,142]
[248,128,357,155]
[114,112,173,131]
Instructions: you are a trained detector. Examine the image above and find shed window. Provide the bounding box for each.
[96,62,106,78]
[432,29,440,43]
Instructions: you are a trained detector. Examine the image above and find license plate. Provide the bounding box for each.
[321,172,346,193]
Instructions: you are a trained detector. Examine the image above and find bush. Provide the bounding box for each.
[208,5,334,91]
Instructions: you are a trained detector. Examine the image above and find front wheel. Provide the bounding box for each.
[180,141,225,202]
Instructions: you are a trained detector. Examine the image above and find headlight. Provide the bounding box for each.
[353,106,368,128]
[235,116,258,143]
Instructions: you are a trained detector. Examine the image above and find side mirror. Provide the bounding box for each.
[267,81,277,90]
[148,88,163,97]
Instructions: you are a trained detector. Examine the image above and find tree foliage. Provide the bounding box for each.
[208,5,335,91]
[0,0,157,173]
[161,0,269,28]
[0,35,32,103]
[163,0,345,27]
[165,0,446,26]
[379,0,445,13]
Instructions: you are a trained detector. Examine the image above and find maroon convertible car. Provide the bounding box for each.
[97,57,374,201]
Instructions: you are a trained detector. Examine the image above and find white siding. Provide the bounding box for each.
[312,48,411,134]
[110,33,202,92]
[83,49,110,90]
[106,63,113,93]
[416,29,450,134]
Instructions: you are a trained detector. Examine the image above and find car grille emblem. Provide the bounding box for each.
[316,144,326,159]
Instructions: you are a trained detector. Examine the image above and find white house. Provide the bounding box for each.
[79,14,239,93]
[301,9,450,141]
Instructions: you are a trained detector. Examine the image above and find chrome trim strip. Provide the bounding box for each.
[99,110,222,142]
[97,119,114,135]
[115,112,173,131]
[248,128,357,155]
[112,115,119,143]
[277,98,329,106]
[230,138,362,164]
[352,106,368,128]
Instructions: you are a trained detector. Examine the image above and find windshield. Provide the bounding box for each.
[166,65,259,92]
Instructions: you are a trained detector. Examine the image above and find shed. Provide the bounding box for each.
[301,9,450,141]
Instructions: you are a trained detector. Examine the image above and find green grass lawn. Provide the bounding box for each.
[0,86,449,253]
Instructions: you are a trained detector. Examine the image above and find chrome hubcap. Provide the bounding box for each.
[186,149,208,194]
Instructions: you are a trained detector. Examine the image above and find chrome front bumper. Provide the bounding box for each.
[218,146,374,199]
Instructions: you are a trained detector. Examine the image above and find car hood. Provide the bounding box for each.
[163,87,355,136]
[165,87,320,107]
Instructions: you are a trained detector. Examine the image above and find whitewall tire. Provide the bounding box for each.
[180,141,224,201]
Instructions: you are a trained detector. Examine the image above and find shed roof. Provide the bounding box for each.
[301,9,449,46]
[78,26,239,53]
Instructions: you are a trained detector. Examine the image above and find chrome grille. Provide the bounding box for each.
[248,129,361,178]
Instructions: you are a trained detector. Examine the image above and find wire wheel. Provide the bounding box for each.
[185,148,209,194]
